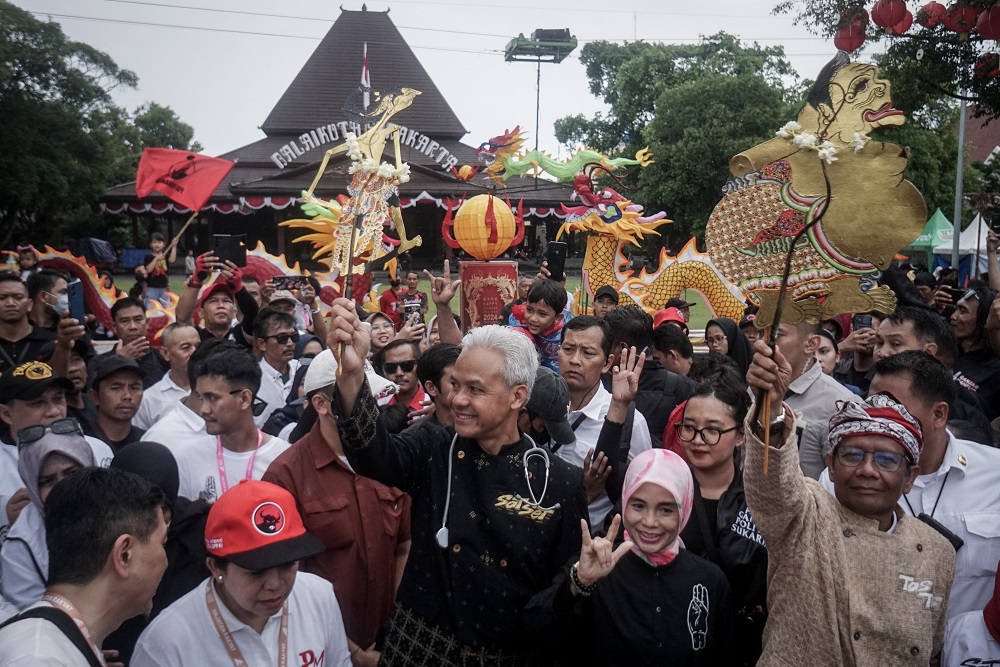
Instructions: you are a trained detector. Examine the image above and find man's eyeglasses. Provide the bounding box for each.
[196,389,267,417]
[834,445,906,472]
[383,360,417,374]
[17,418,84,451]
[674,423,740,446]
[264,332,300,345]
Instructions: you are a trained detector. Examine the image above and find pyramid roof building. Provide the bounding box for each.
[102,6,575,235]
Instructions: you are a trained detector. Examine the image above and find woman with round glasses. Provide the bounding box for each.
[0,419,94,610]
[674,369,769,666]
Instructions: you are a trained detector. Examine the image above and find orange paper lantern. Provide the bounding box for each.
[452,194,519,261]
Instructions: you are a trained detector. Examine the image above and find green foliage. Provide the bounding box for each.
[774,0,1000,119]
[641,74,796,243]
[554,33,797,154]
[0,2,200,248]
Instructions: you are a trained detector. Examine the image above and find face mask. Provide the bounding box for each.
[50,293,69,314]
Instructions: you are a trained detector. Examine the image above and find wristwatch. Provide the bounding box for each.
[755,404,787,440]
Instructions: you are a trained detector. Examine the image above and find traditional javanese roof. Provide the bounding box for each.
[100,6,576,215]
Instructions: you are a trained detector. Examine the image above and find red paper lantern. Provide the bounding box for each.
[916,1,946,27]
[890,9,914,32]
[976,52,1000,78]
[834,23,867,52]
[976,3,1000,39]
[942,2,983,34]
[872,0,909,28]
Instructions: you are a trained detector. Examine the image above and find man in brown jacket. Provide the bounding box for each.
[745,341,956,666]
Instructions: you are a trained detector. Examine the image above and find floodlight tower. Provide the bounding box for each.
[504,29,578,155]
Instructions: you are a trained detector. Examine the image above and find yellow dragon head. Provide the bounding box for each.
[478,126,527,182]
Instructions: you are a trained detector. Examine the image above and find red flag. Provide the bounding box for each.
[135,148,235,212]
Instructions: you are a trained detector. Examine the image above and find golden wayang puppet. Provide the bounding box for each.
[705,52,926,326]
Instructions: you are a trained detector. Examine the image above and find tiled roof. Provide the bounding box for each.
[260,8,467,138]
[966,105,1000,163]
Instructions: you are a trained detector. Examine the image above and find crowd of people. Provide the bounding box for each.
[0,234,998,666]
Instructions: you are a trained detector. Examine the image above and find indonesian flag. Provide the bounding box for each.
[361,42,371,110]
[135,148,235,212]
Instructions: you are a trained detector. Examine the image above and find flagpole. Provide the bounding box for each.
[165,210,199,256]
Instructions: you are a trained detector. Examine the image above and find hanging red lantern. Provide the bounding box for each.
[916,1,946,27]
[942,2,983,35]
[872,0,910,28]
[976,3,1000,40]
[976,52,1000,78]
[834,23,867,52]
[890,9,914,33]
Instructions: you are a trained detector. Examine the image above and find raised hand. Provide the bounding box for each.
[576,514,633,588]
[395,313,425,342]
[611,345,645,405]
[424,259,461,308]
[327,297,370,377]
[746,338,792,416]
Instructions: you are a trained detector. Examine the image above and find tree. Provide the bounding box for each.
[0,2,200,248]
[774,0,1000,119]
[554,34,798,246]
[555,33,796,154]
[641,73,797,242]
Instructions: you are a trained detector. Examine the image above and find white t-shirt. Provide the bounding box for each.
[174,433,293,502]
[142,401,212,456]
[133,373,189,431]
[132,573,351,667]
[558,384,652,528]
[0,601,93,666]
[944,610,1000,665]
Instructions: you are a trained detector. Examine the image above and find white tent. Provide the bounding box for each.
[933,214,991,277]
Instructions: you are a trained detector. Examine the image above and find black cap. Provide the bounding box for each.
[594,286,619,303]
[88,354,143,391]
[666,297,696,309]
[526,368,575,445]
[0,361,74,404]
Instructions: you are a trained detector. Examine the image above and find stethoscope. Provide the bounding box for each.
[435,432,560,549]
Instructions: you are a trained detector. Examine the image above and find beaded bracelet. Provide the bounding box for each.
[570,561,597,597]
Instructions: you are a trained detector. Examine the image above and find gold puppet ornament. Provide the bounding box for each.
[705,52,926,328]
[281,87,424,281]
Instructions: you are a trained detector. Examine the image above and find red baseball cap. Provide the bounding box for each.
[196,281,236,312]
[205,481,324,570]
[653,307,688,334]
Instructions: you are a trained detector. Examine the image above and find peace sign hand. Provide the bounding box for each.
[576,514,633,588]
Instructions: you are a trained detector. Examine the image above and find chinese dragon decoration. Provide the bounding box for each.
[478,127,745,318]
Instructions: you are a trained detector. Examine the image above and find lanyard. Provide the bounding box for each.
[41,593,106,666]
[205,580,289,667]
[216,429,263,495]
[904,469,951,519]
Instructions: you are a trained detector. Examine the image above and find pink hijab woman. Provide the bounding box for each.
[568,448,733,665]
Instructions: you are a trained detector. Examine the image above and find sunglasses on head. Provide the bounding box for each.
[265,332,300,345]
[17,418,84,451]
[383,360,417,374]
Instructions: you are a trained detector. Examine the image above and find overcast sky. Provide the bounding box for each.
[18,0,887,157]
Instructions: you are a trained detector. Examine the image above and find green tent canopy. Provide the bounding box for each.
[909,208,954,249]
[905,208,953,267]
